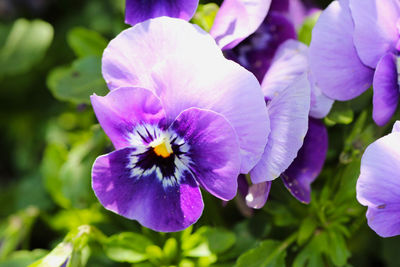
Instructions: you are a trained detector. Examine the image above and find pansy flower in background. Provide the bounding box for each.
[124,0,199,26]
[91,17,270,232]
[245,40,331,208]
[211,0,318,82]
[309,0,400,126]
[357,121,400,237]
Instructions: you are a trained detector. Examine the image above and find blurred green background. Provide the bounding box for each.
[1,0,400,266]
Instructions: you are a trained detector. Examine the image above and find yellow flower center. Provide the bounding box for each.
[152,139,173,158]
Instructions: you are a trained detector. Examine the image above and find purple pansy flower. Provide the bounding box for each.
[124,0,198,26]
[246,40,331,208]
[91,17,270,232]
[309,0,400,126]
[357,121,400,237]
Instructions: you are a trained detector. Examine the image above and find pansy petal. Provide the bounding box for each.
[282,118,328,203]
[309,0,374,101]
[226,12,297,82]
[349,0,400,68]
[372,53,400,126]
[210,0,272,50]
[102,18,270,173]
[245,181,271,209]
[309,72,334,119]
[92,147,203,232]
[392,121,400,133]
[125,0,198,26]
[170,108,240,200]
[261,39,308,98]
[357,132,400,237]
[251,74,310,183]
[90,87,165,149]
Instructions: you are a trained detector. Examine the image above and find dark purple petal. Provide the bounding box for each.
[210,0,272,50]
[90,87,166,149]
[92,147,203,232]
[125,0,198,26]
[170,108,241,200]
[349,0,400,68]
[372,53,400,126]
[225,11,297,82]
[245,181,272,209]
[270,0,289,12]
[309,0,374,101]
[357,129,400,237]
[281,118,328,204]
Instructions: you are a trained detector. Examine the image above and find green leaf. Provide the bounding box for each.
[47,56,108,104]
[235,240,287,267]
[298,12,321,46]
[325,102,354,126]
[326,231,351,266]
[0,250,47,267]
[67,27,107,58]
[0,207,39,260]
[104,232,153,263]
[297,217,317,246]
[29,241,72,267]
[0,19,53,76]
[192,3,219,32]
[200,227,236,254]
[163,238,178,262]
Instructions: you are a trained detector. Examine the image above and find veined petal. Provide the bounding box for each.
[92,147,203,232]
[90,87,166,149]
[125,0,198,26]
[251,74,310,183]
[261,39,308,98]
[282,118,328,204]
[357,131,400,237]
[210,0,272,50]
[245,181,271,209]
[170,108,240,200]
[102,17,270,173]
[309,0,374,101]
[349,0,400,68]
[372,53,400,126]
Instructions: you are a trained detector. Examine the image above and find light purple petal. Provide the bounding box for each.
[282,118,328,203]
[260,39,333,119]
[90,87,166,149]
[225,12,297,82]
[102,17,270,174]
[309,71,334,119]
[261,39,308,98]
[125,0,198,26]
[210,0,272,50]
[92,147,203,232]
[250,74,310,183]
[245,181,272,209]
[349,0,400,68]
[372,53,400,126]
[170,108,241,201]
[309,0,374,101]
[357,131,400,237]
[392,121,400,133]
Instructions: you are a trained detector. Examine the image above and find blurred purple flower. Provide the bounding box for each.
[125,0,198,26]
[91,17,270,232]
[309,0,400,126]
[211,0,318,82]
[357,121,400,237]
